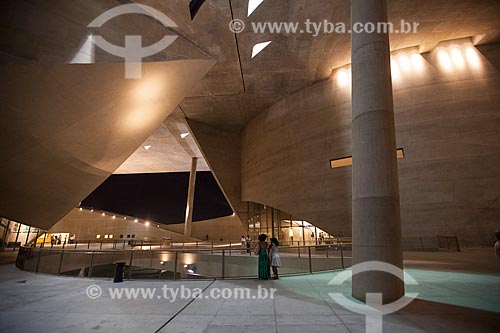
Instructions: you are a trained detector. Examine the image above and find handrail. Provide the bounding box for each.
[15,244,353,280]
[26,237,352,253]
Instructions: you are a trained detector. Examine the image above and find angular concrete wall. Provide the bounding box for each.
[186,119,247,229]
[49,209,187,242]
[242,43,500,246]
[0,61,215,230]
[50,209,245,242]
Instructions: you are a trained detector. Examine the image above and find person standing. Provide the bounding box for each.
[246,235,251,254]
[254,234,270,280]
[269,237,281,279]
[241,235,246,254]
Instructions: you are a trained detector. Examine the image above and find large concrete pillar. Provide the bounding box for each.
[351,0,404,303]
[184,157,198,237]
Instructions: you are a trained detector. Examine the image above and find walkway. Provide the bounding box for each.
[0,249,499,332]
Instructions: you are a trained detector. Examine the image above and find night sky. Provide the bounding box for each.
[81,172,233,224]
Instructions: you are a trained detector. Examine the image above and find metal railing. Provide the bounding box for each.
[27,238,353,252]
[15,244,352,280]
[402,235,461,252]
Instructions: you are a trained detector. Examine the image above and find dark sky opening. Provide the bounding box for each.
[81,172,233,224]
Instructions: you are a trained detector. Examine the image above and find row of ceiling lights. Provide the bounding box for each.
[335,43,483,87]
[78,207,160,228]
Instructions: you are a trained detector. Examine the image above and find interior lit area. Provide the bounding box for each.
[0,0,499,332]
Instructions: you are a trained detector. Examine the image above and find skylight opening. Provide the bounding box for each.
[251,41,272,59]
[248,0,265,17]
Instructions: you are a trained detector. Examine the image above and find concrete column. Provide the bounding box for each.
[184,157,198,237]
[351,0,404,303]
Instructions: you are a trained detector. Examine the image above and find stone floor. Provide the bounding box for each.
[0,249,499,332]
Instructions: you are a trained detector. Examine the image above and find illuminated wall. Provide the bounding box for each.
[242,40,500,246]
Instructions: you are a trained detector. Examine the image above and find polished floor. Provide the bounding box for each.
[0,249,499,332]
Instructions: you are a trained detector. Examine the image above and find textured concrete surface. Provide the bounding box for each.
[187,119,247,228]
[0,59,214,230]
[1,250,499,333]
[242,42,500,246]
[350,0,404,303]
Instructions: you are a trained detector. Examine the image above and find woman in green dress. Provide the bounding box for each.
[254,234,270,280]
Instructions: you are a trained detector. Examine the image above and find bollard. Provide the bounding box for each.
[113,262,126,283]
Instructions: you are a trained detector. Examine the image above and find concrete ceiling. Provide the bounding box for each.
[117,0,500,174]
[1,0,500,226]
[114,108,210,174]
[176,0,500,131]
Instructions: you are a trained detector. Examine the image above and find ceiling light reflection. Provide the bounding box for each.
[437,49,453,72]
[398,54,411,72]
[465,47,481,69]
[410,53,425,72]
[451,48,465,69]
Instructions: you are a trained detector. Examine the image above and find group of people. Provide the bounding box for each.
[50,234,63,246]
[50,234,75,246]
[240,235,252,254]
[254,234,281,280]
[240,229,500,281]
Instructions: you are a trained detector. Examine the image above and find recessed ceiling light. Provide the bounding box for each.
[112,215,116,219]
[144,145,152,151]
[79,207,83,211]
[134,219,138,223]
[124,217,127,220]
[180,133,190,139]
[145,221,150,227]
[102,213,105,216]
[248,0,265,17]
[251,41,272,59]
